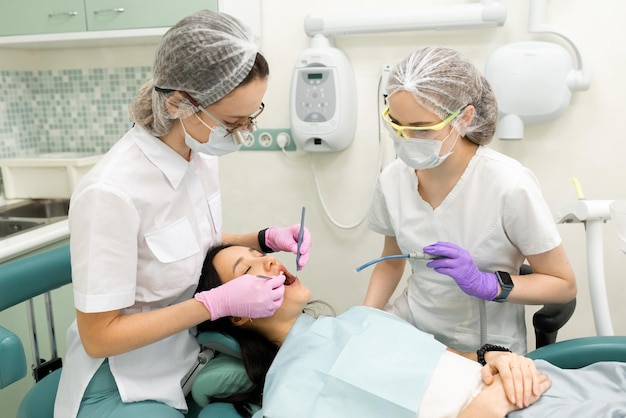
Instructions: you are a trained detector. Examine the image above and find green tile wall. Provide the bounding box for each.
[0,66,152,159]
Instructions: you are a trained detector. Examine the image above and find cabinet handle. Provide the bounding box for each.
[48,11,79,17]
[93,8,126,15]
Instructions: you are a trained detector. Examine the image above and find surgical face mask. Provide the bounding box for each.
[393,127,458,170]
[181,114,242,156]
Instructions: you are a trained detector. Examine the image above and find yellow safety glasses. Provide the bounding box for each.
[382,106,462,140]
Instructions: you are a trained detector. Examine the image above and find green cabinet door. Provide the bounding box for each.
[0,0,86,36]
[85,0,218,31]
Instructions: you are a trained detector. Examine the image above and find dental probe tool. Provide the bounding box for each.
[296,206,306,272]
[355,252,442,273]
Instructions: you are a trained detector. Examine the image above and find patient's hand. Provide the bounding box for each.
[464,373,551,418]
[481,352,545,409]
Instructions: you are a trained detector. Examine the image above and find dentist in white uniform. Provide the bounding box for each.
[365,46,576,356]
[54,10,311,418]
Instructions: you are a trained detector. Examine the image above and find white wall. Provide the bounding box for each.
[1,0,625,412]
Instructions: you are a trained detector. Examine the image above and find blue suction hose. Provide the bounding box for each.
[355,252,440,273]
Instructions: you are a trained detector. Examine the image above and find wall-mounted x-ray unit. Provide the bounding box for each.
[290,0,507,153]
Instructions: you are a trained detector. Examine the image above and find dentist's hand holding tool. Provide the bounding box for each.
[194,273,286,320]
[423,241,499,301]
[265,213,311,270]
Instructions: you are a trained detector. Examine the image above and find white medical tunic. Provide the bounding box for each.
[54,125,222,418]
[368,146,561,354]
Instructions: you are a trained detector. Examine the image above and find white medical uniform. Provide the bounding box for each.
[54,125,222,418]
[368,146,561,354]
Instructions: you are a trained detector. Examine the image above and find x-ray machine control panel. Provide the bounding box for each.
[293,68,338,124]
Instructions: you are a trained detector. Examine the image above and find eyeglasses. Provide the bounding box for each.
[178,90,265,145]
[197,102,264,145]
[382,106,462,140]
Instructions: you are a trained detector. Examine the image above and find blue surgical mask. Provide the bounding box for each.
[393,128,458,170]
[181,114,242,157]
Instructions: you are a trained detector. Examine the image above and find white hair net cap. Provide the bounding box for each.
[386,46,498,145]
[130,9,260,136]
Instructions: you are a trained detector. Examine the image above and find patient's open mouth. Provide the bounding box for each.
[282,270,297,285]
[259,266,297,286]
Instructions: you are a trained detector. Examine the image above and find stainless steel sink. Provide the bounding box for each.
[0,219,48,238]
[0,199,69,219]
[0,199,70,239]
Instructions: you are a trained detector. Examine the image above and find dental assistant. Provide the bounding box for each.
[54,10,311,418]
[364,46,576,355]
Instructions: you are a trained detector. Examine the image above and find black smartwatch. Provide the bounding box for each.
[493,271,514,302]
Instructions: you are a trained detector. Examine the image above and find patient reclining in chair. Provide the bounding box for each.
[196,244,626,418]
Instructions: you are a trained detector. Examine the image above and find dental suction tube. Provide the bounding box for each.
[355,252,439,273]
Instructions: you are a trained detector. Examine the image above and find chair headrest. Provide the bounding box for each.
[197,331,242,359]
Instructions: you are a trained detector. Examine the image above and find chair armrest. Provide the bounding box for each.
[0,245,71,311]
[0,325,27,388]
[526,336,626,368]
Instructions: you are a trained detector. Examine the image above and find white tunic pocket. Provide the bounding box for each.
[145,217,200,263]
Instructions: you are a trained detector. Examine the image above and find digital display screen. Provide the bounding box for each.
[307,73,323,80]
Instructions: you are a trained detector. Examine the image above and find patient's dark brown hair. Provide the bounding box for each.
[196,244,277,418]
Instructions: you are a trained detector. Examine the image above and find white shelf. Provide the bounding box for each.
[0,27,169,49]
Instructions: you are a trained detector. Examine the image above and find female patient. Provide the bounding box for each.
[197,245,626,418]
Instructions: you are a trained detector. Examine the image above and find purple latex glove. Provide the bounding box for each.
[194,274,286,320]
[265,224,312,269]
[423,241,499,301]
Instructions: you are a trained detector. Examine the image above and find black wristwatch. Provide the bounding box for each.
[257,228,274,253]
[476,344,511,366]
[493,271,514,302]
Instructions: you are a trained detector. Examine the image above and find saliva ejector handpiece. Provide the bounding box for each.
[354,252,442,273]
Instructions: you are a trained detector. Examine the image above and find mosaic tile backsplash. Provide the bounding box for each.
[0,66,153,159]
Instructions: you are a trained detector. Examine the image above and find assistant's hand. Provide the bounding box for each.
[265,225,311,269]
[481,352,550,410]
[194,274,286,320]
[423,241,498,300]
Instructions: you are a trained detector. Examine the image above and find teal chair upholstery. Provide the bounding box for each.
[194,332,256,418]
[527,336,626,368]
[16,369,62,418]
[0,245,72,417]
[0,245,72,391]
[0,325,27,388]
